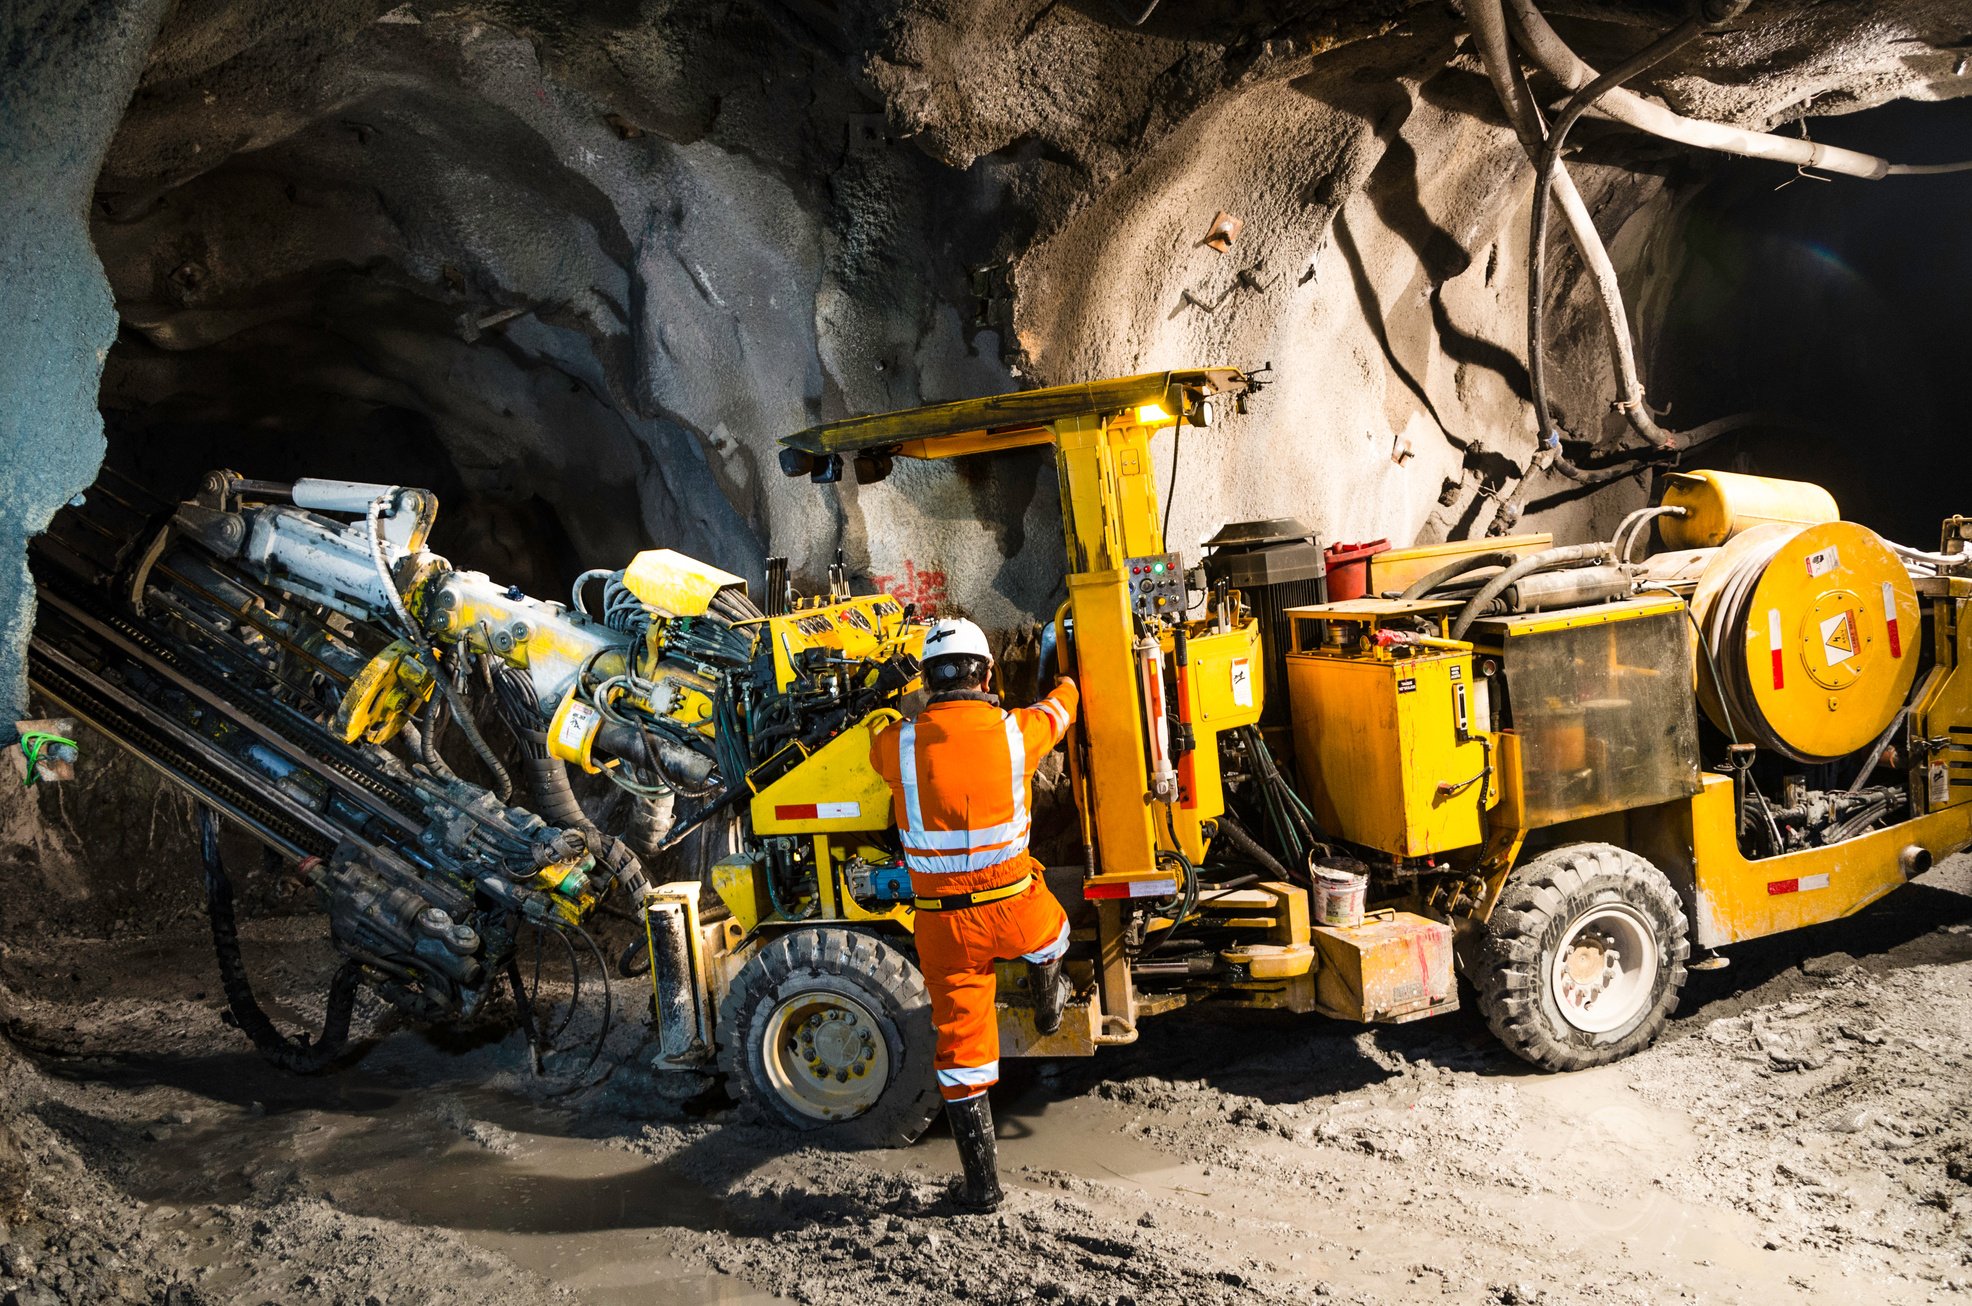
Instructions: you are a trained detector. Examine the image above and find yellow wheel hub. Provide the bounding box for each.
[761,993,889,1121]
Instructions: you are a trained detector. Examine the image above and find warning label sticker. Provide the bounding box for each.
[558,700,599,751]
[1230,658,1253,708]
[1820,610,1859,666]
[1804,545,1841,578]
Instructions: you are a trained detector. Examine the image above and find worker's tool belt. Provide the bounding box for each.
[912,873,1032,913]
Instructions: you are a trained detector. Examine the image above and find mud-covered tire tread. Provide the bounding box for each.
[716,927,939,1148]
[1475,842,1689,1072]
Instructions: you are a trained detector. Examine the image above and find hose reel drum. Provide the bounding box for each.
[1690,520,1920,763]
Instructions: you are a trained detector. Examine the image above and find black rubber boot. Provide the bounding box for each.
[945,1094,1004,1212]
[1029,958,1070,1036]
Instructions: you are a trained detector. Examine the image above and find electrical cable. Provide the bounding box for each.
[1467,0,1667,454]
[1162,423,1181,546]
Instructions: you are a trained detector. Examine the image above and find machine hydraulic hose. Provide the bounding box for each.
[1450,543,1616,640]
[1395,550,1522,602]
[198,805,361,1074]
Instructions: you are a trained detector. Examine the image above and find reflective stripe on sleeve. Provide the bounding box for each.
[1005,715,1027,825]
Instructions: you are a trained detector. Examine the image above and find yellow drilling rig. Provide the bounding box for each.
[28,368,1972,1140]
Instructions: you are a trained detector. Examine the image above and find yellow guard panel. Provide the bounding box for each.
[621,549,747,617]
[750,711,899,835]
[1683,774,1972,947]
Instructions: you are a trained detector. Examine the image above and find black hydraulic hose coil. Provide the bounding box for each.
[516,732,653,902]
[198,805,359,1074]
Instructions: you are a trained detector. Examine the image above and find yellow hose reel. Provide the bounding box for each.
[1691,520,1919,763]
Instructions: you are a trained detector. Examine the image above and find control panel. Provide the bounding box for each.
[1126,551,1186,619]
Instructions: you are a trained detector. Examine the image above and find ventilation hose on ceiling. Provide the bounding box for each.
[1505,0,1972,180]
[1528,13,1712,457]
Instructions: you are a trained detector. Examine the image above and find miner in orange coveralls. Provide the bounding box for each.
[870,617,1077,1212]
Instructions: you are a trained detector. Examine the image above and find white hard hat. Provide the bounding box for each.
[922,617,992,662]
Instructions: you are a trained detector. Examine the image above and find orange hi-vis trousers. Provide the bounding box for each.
[912,864,1069,1100]
[871,685,1078,1099]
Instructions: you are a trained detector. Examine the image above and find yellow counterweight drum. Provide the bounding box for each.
[1659,470,1839,550]
[1690,521,1920,763]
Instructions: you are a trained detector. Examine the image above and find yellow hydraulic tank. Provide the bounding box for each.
[1284,611,1491,858]
[1659,471,1839,550]
[1690,520,1920,763]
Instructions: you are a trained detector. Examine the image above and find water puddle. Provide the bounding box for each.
[125,1077,780,1304]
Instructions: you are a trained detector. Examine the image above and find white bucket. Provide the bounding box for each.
[1312,864,1368,928]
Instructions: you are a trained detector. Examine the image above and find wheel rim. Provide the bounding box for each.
[761,991,890,1121]
[1548,900,1659,1035]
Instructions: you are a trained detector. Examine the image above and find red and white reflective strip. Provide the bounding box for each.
[1766,872,1831,897]
[1083,878,1179,900]
[1883,581,1902,659]
[1769,608,1785,690]
[773,801,860,820]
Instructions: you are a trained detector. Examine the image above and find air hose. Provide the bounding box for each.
[197,806,359,1073]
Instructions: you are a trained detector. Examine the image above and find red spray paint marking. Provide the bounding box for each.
[870,560,949,613]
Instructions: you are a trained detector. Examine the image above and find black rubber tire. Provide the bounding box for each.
[1474,842,1689,1072]
[717,927,940,1148]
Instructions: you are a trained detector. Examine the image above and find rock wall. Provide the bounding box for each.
[0,0,169,720]
[4,0,1972,919]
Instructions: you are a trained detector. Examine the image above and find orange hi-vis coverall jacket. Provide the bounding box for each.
[870,682,1079,1101]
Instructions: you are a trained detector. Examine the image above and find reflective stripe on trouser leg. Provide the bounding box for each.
[1021,917,1070,965]
[936,1063,999,1100]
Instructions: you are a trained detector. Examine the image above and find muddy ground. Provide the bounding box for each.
[1,856,1968,1306]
